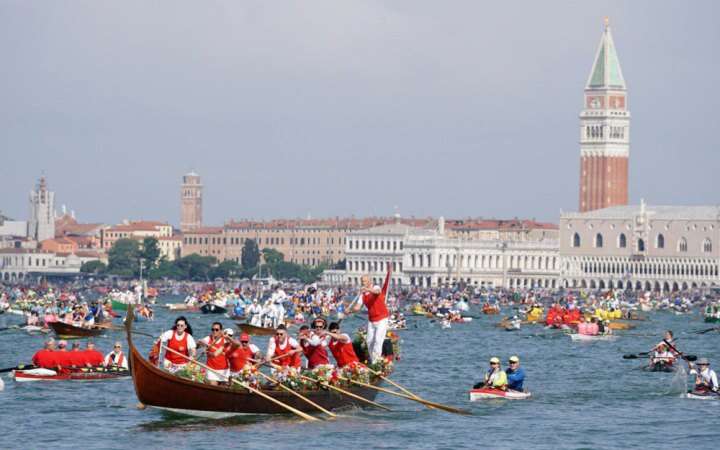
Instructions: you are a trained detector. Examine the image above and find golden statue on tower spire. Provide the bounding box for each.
[604,16,610,30]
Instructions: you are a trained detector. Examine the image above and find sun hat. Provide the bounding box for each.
[489,357,500,364]
[509,355,520,363]
[696,358,710,366]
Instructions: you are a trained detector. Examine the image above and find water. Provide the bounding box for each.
[1,299,719,450]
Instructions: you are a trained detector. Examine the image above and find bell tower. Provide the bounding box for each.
[579,18,630,212]
[180,171,203,232]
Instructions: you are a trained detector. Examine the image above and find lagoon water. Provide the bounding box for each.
[1,297,719,450]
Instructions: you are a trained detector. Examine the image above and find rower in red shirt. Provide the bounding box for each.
[324,321,360,369]
[31,339,58,369]
[197,322,231,385]
[85,341,105,367]
[54,340,73,371]
[225,331,261,378]
[266,324,301,369]
[298,317,331,369]
[353,267,391,363]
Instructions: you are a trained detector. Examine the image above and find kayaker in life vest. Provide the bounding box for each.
[159,316,197,373]
[506,355,525,391]
[266,324,301,369]
[197,322,231,385]
[226,330,261,378]
[353,267,392,363]
[323,321,360,369]
[104,341,128,369]
[473,357,507,390]
[649,344,675,369]
[690,358,719,393]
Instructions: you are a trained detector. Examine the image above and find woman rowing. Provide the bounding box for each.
[158,316,196,373]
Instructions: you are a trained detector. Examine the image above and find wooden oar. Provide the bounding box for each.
[252,349,304,369]
[255,359,391,411]
[337,375,471,415]
[254,370,338,419]
[0,364,35,373]
[160,345,319,421]
[358,362,435,410]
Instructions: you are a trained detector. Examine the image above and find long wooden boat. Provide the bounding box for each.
[125,309,385,418]
[237,323,278,336]
[13,367,130,382]
[49,321,105,339]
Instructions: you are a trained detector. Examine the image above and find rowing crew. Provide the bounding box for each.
[473,355,526,392]
[31,339,128,371]
[153,316,363,386]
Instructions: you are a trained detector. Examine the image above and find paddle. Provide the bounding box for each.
[663,339,698,363]
[358,362,437,411]
[0,364,36,373]
[161,345,319,422]
[254,370,338,419]
[692,326,720,335]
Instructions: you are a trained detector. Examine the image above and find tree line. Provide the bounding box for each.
[80,237,342,283]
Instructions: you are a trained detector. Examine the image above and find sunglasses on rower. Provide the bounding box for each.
[212,327,221,332]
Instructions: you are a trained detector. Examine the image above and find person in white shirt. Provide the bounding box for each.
[690,358,719,393]
[247,300,263,327]
[104,341,129,369]
[159,317,197,372]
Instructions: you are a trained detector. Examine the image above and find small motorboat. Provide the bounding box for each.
[469,387,531,401]
[12,367,130,382]
[200,304,227,315]
[569,333,618,342]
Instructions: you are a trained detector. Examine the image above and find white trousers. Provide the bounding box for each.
[366,318,389,363]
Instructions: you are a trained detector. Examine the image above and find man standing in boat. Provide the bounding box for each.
[353,267,391,363]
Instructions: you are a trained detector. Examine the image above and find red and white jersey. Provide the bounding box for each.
[301,334,330,369]
[199,335,230,370]
[104,351,128,369]
[267,336,301,367]
[161,330,197,364]
[328,333,360,368]
[228,344,260,372]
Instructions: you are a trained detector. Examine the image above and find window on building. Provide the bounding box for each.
[703,238,712,253]
[572,233,581,248]
[618,233,626,248]
[656,234,665,249]
[595,233,603,248]
[678,237,688,252]
[637,239,645,252]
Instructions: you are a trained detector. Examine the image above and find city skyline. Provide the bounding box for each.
[2,2,719,225]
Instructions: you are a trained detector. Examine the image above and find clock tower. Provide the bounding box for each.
[579,18,629,212]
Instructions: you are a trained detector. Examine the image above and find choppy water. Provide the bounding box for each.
[1,298,719,450]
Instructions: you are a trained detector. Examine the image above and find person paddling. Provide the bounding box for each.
[473,357,507,390]
[266,324,301,369]
[323,321,360,369]
[353,268,391,363]
[226,330,261,380]
[690,358,719,394]
[159,316,197,373]
[506,355,525,391]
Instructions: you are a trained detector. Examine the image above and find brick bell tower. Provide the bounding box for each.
[579,18,629,212]
[180,171,203,232]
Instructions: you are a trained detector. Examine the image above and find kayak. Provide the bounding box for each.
[686,390,720,400]
[12,367,130,382]
[469,387,531,401]
[569,333,618,342]
[643,362,676,373]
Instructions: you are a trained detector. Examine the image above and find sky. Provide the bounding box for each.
[2,1,719,227]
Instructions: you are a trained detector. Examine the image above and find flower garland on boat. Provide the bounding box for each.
[175,362,206,383]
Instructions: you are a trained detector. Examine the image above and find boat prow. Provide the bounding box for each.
[469,387,531,401]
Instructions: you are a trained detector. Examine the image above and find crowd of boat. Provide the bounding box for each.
[1,278,719,411]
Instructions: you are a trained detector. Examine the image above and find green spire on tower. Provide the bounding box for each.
[586,18,626,90]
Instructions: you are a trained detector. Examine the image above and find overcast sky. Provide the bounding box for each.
[2,1,718,226]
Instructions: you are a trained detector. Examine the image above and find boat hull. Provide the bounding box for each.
[13,368,130,382]
[469,388,531,401]
[49,321,104,339]
[201,304,227,315]
[237,323,276,336]
[569,333,618,342]
[686,391,720,400]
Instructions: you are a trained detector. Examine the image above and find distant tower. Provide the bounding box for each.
[28,176,55,241]
[180,171,203,231]
[579,18,630,212]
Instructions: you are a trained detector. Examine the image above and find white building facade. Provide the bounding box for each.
[344,220,560,288]
[560,203,720,292]
[0,248,100,282]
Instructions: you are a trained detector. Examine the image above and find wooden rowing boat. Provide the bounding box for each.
[125,309,385,418]
[48,321,105,339]
[13,367,130,382]
[237,323,278,336]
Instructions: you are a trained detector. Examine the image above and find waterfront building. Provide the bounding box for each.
[28,177,55,242]
[344,218,560,288]
[0,248,101,282]
[158,235,183,261]
[559,202,720,292]
[180,171,203,232]
[101,220,174,250]
[579,20,630,212]
[54,213,106,249]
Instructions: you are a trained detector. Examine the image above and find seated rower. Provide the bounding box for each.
[197,322,231,386]
[32,338,58,369]
[225,330,262,379]
[656,330,678,355]
[650,344,675,368]
[298,317,331,370]
[104,341,129,370]
[690,358,718,393]
[54,340,72,371]
[159,316,197,373]
[506,355,525,391]
[323,321,360,369]
[473,357,507,390]
[85,341,105,367]
[266,324,301,370]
